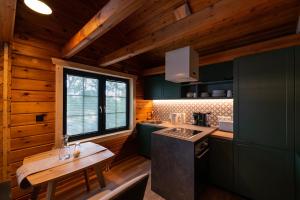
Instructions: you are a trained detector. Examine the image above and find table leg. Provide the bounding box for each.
[31,185,41,200]
[46,181,56,200]
[94,164,106,188]
[84,169,90,191]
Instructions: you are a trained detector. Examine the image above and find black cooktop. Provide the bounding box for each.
[163,128,202,139]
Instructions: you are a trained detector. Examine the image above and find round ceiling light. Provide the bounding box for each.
[24,0,52,15]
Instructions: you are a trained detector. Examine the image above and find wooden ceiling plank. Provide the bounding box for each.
[198,34,300,66]
[143,34,300,76]
[62,0,145,58]
[0,0,17,42]
[98,0,290,67]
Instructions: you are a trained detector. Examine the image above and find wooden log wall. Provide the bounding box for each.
[0,34,147,199]
[0,44,4,181]
[135,78,153,122]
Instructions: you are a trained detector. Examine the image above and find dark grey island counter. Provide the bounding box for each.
[151,126,216,200]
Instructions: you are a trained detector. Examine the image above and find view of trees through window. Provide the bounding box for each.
[105,80,127,129]
[64,70,129,140]
[66,75,99,136]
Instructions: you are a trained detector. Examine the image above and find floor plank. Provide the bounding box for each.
[44,155,245,200]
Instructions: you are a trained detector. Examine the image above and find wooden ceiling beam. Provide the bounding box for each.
[142,34,300,76]
[297,15,300,33]
[0,0,17,42]
[62,0,145,58]
[98,0,287,67]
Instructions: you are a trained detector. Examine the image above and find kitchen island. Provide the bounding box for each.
[150,123,216,200]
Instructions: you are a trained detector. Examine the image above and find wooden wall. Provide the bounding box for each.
[135,78,153,122]
[0,44,3,181]
[0,35,149,199]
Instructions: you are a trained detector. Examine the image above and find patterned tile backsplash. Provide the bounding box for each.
[152,99,233,127]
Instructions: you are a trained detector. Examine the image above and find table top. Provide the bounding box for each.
[26,149,114,186]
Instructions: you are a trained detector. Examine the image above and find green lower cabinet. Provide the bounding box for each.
[137,124,164,158]
[208,137,234,191]
[234,143,294,200]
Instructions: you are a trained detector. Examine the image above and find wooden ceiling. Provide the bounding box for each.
[13,0,300,73]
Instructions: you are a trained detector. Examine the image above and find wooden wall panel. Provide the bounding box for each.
[135,77,153,122]
[8,37,58,198]
[0,44,3,181]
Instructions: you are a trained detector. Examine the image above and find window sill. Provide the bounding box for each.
[68,129,133,145]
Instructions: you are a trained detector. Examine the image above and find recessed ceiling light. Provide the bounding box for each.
[24,0,52,15]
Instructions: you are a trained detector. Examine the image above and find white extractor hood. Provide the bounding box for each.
[165,46,199,83]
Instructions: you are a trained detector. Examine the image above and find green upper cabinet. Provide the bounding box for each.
[295,46,300,200]
[234,48,294,150]
[144,74,181,100]
[144,75,164,99]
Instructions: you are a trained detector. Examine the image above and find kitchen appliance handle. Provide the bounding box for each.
[196,148,209,159]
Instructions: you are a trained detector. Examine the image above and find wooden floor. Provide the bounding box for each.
[52,156,245,200]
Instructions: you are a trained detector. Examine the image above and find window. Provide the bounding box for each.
[63,69,130,141]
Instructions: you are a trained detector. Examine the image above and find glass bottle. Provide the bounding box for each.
[59,135,71,160]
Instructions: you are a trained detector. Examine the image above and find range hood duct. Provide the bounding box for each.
[165,46,199,83]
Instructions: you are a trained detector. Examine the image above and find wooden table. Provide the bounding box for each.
[25,148,114,200]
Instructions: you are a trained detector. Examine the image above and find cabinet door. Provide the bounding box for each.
[296,46,300,200]
[234,143,294,200]
[208,138,233,191]
[163,79,181,99]
[144,75,163,99]
[234,48,294,149]
[137,124,164,158]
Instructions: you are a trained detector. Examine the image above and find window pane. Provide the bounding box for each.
[84,96,98,115]
[67,116,83,135]
[106,114,116,129]
[106,81,116,96]
[117,113,126,127]
[116,82,126,97]
[116,97,126,112]
[106,97,116,113]
[66,73,99,137]
[67,75,83,95]
[84,115,98,133]
[67,96,83,116]
[84,78,98,96]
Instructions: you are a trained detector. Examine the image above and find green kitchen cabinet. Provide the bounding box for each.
[144,74,181,99]
[234,143,294,200]
[233,47,295,199]
[296,46,300,200]
[234,47,294,150]
[137,123,164,158]
[144,75,164,99]
[208,137,234,192]
[163,79,181,99]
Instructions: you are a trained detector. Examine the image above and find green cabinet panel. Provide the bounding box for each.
[234,144,294,200]
[163,79,181,99]
[233,47,295,199]
[144,75,181,100]
[137,124,164,158]
[296,46,300,200]
[208,137,234,191]
[234,48,294,150]
[144,75,164,99]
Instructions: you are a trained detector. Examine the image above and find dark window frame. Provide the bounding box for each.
[63,68,130,141]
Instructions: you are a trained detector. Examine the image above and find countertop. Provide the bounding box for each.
[210,130,233,140]
[140,121,217,142]
[139,121,233,142]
